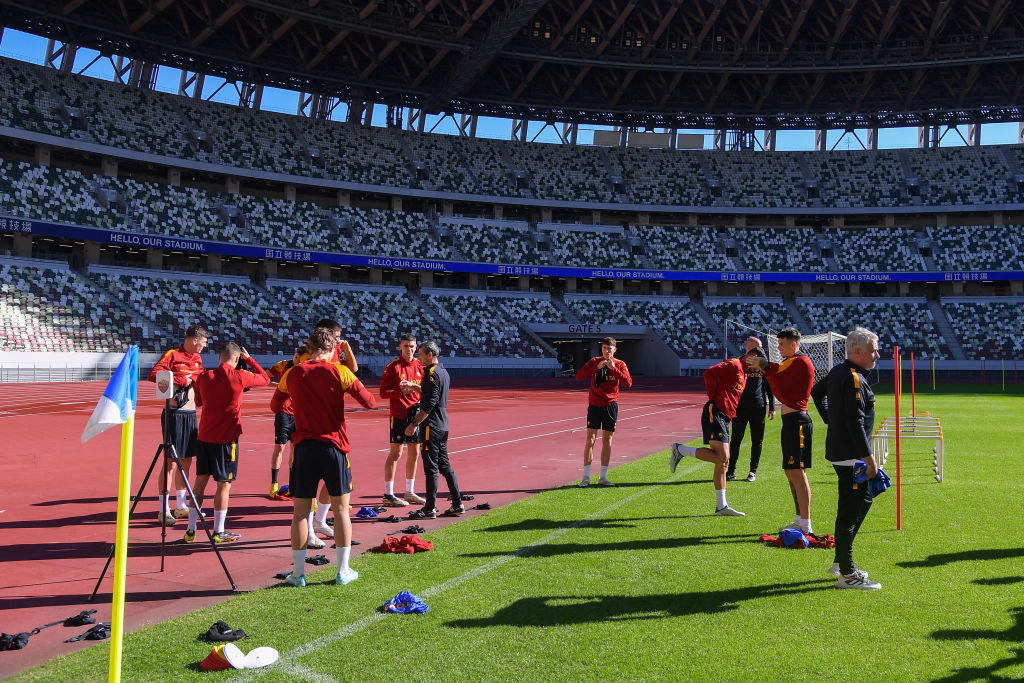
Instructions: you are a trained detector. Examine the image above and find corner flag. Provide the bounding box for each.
[82,347,139,443]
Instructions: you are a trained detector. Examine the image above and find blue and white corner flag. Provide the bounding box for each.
[82,346,139,444]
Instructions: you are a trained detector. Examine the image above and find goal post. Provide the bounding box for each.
[724,320,846,383]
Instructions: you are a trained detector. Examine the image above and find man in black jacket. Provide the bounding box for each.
[810,327,882,590]
[405,341,463,519]
[727,337,775,483]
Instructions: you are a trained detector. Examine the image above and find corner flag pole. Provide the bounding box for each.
[108,411,134,683]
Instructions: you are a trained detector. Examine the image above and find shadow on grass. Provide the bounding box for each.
[974,576,1024,586]
[930,606,1024,681]
[461,533,753,558]
[445,579,823,628]
[476,516,694,533]
[0,588,234,610]
[897,548,1024,568]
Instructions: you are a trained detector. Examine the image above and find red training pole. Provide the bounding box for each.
[911,352,916,421]
[894,346,902,531]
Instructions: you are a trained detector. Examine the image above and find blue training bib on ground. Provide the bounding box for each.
[780,528,810,548]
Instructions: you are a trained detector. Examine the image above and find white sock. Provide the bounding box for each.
[679,445,698,457]
[159,495,170,515]
[600,466,609,480]
[583,465,592,480]
[292,549,306,577]
[307,510,315,535]
[314,502,330,525]
[384,480,395,496]
[176,490,187,509]
[213,509,226,534]
[337,546,351,573]
[405,479,416,494]
[188,507,199,531]
[800,518,813,534]
[715,489,727,510]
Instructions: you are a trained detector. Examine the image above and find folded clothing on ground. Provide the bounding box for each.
[370,535,434,554]
[381,590,429,614]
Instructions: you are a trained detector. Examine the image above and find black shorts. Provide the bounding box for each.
[781,412,813,470]
[390,415,422,444]
[274,412,295,445]
[292,439,352,498]
[196,440,239,483]
[161,409,198,460]
[701,401,731,444]
[586,402,618,432]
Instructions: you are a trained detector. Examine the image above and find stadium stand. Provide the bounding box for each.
[508,143,614,202]
[266,280,458,356]
[608,148,709,206]
[631,224,726,271]
[825,227,927,272]
[804,150,912,208]
[0,160,119,229]
[96,176,237,241]
[702,298,796,333]
[336,206,449,259]
[421,289,562,357]
[707,151,810,208]
[0,258,152,352]
[732,227,827,271]
[565,294,719,358]
[798,298,951,358]
[542,225,645,269]
[941,298,1024,360]
[0,59,69,136]
[442,218,545,264]
[907,146,1014,206]
[926,224,1024,271]
[304,120,416,188]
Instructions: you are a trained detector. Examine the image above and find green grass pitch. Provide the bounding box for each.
[14,383,1024,682]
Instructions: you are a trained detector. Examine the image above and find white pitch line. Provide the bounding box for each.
[229,461,703,682]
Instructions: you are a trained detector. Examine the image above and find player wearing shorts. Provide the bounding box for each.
[575,337,632,487]
[670,356,747,516]
[379,333,426,507]
[270,328,376,587]
[268,344,306,499]
[188,343,269,543]
[746,328,816,534]
[147,324,209,525]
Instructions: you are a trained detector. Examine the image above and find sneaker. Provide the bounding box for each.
[336,568,359,585]
[597,478,614,487]
[442,504,465,517]
[213,531,241,543]
[284,572,306,588]
[746,472,757,482]
[173,507,190,519]
[157,511,176,526]
[725,473,736,481]
[829,563,868,579]
[382,494,409,507]
[183,529,195,543]
[307,535,325,549]
[835,569,882,590]
[269,483,279,498]
[313,521,335,538]
[408,508,437,520]
[779,521,801,534]
[579,478,590,488]
[715,505,746,517]
[404,492,426,505]
[669,444,685,473]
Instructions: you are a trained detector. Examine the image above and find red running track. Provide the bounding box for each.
[0,377,706,677]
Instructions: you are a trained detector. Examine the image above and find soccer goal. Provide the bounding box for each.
[724,319,846,384]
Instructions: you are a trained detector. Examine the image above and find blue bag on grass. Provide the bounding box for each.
[382,591,429,614]
[779,528,810,548]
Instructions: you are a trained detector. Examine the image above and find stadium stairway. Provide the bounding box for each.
[926,298,967,360]
[782,298,813,335]
[405,289,486,355]
[690,295,734,355]
[549,293,581,324]
[518,322,558,357]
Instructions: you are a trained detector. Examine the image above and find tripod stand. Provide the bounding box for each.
[90,399,236,601]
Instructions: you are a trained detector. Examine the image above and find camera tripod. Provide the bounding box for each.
[90,399,236,601]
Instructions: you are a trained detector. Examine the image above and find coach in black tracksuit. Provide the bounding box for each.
[727,346,775,482]
[405,340,463,519]
[811,327,882,588]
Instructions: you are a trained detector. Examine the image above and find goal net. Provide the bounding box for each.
[724,320,847,384]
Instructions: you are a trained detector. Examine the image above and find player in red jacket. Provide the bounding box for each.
[746,328,817,534]
[575,337,632,487]
[379,333,426,507]
[188,342,270,543]
[669,356,747,516]
[147,324,209,526]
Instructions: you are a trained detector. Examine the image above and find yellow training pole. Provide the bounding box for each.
[931,357,935,391]
[108,414,135,683]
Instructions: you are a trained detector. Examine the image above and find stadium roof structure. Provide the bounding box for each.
[3,0,1024,130]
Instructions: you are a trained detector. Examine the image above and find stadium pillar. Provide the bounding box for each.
[146,248,163,269]
[1011,281,1024,295]
[206,254,222,275]
[418,271,433,287]
[493,205,503,219]
[968,124,981,146]
[441,200,453,215]
[832,216,845,228]
[391,197,403,211]
[1018,122,1024,145]
[337,190,350,206]
[764,129,776,151]
[83,242,100,265]
[591,211,601,224]
[468,273,480,288]
[785,215,795,228]
[867,127,878,149]
[34,145,51,166]
[541,208,553,222]
[166,168,180,186]
[318,263,330,281]
[898,282,909,296]
[613,279,624,294]
[370,267,383,285]
[285,184,296,201]
[519,276,530,292]
[733,215,746,227]
[636,212,649,225]
[660,280,671,295]
[565,278,576,293]
[263,260,277,279]
[14,233,31,257]
[225,177,239,194]
[101,158,118,177]
[815,129,827,151]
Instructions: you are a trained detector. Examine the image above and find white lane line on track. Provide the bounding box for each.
[229,461,704,683]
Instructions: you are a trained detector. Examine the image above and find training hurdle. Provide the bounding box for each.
[873,415,944,482]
